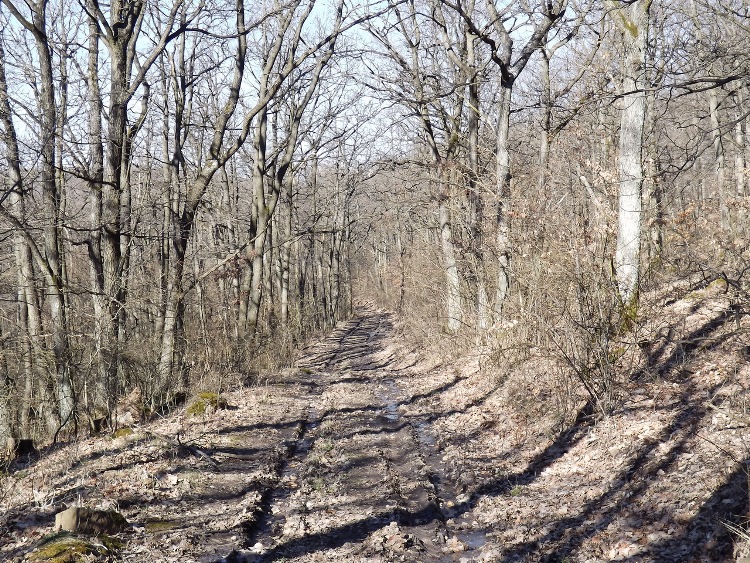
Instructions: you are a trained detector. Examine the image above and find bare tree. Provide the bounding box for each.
[368,0,468,332]
[1,0,74,430]
[444,0,571,321]
[155,0,358,394]
[612,0,652,310]
[84,0,185,409]
[0,33,47,439]
[432,0,485,331]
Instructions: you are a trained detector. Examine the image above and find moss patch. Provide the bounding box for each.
[144,519,179,533]
[510,485,524,497]
[111,427,134,439]
[186,392,229,416]
[100,535,124,551]
[27,532,120,562]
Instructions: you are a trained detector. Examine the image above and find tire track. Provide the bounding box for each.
[227,307,484,562]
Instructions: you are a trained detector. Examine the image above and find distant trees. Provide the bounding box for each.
[367,0,585,333]
[358,0,750,412]
[1,0,73,434]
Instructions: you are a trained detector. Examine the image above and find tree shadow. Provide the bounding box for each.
[497,381,725,561]
[634,300,742,381]
[635,460,749,561]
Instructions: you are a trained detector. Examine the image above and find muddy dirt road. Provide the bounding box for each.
[237,308,490,562]
[2,306,498,563]
[5,297,748,562]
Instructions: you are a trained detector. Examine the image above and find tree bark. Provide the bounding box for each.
[438,194,462,331]
[613,0,651,309]
[246,108,269,337]
[539,46,552,192]
[644,78,663,265]
[493,85,512,318]
[280,174,294,327]
[85,0,109,410]
[733,88,747,226]
[709,88,728,228]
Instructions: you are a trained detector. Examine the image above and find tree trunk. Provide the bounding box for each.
[438,194,462,332]
[247,109,269,338]
[31,6,74,428]
[709,89,728,228]
[734,88,747,226]
[466,47,486,332]
[493,84,513,320]
[156,209,192,401]
[613,0,652,310]
[85,1,110,411]
[280,175,294,326]
[539,47,552,192]
[644,81,663,266]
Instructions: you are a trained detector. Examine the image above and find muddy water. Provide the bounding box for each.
[375,376,489,559]
[380,379,401,422]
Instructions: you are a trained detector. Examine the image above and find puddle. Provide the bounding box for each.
[380,379,401,422]
[458,529,487,550]
[383,401,400,422]
[373,376,489,556]
[307,405,321,429]
[413,420,436,448]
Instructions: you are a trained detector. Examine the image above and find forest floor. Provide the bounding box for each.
[2,282,750,562]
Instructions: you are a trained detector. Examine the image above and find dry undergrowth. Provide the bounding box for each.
[388,271,750,561]
[1,281,749,562]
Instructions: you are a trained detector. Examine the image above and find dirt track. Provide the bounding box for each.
[4,298,749,562]
[236,308,488,562]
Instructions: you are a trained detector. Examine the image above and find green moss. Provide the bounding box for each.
[111,427,134,439]
[706,277,728,293]
[510,485,524,497]
[28,534,97,562]
[186,392,228,416]
[685,277,728,301]
[100,535,124,551]
[617,294,639,335]
[29,533,123,562]
[145,519,178,533]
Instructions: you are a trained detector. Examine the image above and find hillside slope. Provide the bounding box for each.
[1,288,749,562]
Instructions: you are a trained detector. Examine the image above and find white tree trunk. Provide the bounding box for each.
[614,0,651,308]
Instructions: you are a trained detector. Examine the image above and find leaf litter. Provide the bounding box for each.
[1,289,749,562]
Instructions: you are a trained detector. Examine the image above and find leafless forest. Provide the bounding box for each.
[0,0,750,561]
[2,0,750,556]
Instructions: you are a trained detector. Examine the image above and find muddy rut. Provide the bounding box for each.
[232,308,485,562]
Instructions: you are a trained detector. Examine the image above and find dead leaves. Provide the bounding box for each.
[368,521,424,554]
